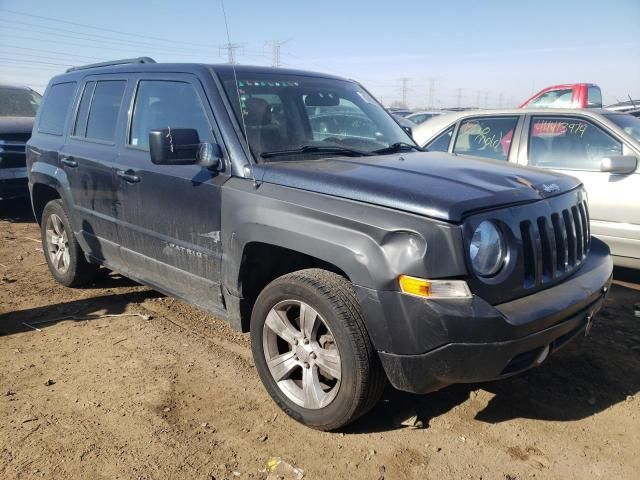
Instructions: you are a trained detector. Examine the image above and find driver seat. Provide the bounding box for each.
[244,98,286,156]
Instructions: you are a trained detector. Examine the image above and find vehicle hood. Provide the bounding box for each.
[0,116,34,135]
[253,152,582,222]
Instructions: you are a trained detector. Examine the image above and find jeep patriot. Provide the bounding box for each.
[27,58,613,430]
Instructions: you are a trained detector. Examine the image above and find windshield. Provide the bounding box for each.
[0,86,41,117]
[604,113,640,143]
[218,71,413,161]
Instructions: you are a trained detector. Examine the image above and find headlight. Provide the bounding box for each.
[470,221,505,277]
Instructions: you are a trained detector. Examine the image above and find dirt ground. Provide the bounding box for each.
[1,198,639,480]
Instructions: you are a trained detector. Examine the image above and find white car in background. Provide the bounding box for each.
[413,108,640,269]
[406,110,443,125]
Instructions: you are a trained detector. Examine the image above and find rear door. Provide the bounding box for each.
[62,76,127,263]
[520,114,640,262]
[113,73,229,311]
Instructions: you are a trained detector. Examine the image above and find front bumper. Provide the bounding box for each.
[367,237,613,394]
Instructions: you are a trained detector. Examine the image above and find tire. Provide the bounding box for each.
[40,199,99,287]
[250,268,386,430]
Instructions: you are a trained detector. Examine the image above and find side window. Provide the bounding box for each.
[129,80,212,150]
[528,89,574,108]
[85,80,126,142]
[425,127,453,152]
[528,117,622,171]
[73,81,95,137]
[587,86,602,108]
[37,82,77,135]
[453,117,517,161]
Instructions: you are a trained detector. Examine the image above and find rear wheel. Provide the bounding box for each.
[41,200,99,287]
[250,268,385,430]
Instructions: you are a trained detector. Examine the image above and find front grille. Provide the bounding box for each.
[520,199,590,288]
[0,139,28,169]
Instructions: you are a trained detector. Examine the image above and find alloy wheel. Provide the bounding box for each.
[262,299,342,409]
[45,213,70,274]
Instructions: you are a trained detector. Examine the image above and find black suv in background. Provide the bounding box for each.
[0,84,41,201]
[27,58,612,430]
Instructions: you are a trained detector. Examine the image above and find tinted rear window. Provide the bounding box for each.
[85,80,126,142]
[38,82,77,135]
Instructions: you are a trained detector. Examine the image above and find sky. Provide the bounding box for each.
[1,0,639,108]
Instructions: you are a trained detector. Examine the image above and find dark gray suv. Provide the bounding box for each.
[27,58,613,430]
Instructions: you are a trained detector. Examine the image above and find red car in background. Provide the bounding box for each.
[520,83,602,109]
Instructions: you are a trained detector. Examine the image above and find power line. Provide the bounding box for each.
[0,50,104,63]
[0,7,216,49]
[0,45,106,61]
[0,23,204,54]
[0,56,72,67]
[3,34,218,59]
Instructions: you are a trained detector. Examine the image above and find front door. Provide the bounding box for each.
[523,114,640,262]
[113,74,228,311]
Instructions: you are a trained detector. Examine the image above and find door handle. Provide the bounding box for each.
[60,155,78,167]
[116,169,141,183]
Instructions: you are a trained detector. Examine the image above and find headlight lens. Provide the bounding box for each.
[470,221,505,277]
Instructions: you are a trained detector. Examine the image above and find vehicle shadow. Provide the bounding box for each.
[348,279,640,434]
[0,197,36,223]
[0,288,163,337]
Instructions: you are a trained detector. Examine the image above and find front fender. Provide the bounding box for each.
[221,178,466,297]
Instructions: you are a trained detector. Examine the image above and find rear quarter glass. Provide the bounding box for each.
[37,82,77,135]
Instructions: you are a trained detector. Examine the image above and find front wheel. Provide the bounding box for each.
[250,269,385,430]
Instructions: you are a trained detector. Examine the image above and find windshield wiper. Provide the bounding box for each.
[373,142,424,155]
[260,145,375,159]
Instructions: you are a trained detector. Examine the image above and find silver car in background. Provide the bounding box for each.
[413,108,640,269]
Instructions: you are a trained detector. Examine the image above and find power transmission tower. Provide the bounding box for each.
[427,78,437,109]
[475,90,482,108]
[483,91,489,108]
[455,88,463,108]
[219,43,243,64]
[266,40,290,67]
[399,78,411,108]
[498,93,504,108]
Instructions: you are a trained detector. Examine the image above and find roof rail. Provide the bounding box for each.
[66,57,156,73]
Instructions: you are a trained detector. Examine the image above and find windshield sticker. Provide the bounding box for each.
[238,80,299,88]
[534,120,587,137]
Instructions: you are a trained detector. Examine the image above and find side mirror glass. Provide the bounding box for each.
[600,155,638,174]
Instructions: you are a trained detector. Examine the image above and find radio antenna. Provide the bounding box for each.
[220,0,255,183]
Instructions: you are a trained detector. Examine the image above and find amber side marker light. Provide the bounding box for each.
[398,275,472,299]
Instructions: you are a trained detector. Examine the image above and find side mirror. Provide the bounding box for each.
[600,155,638,174]
[149,128,223,170]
